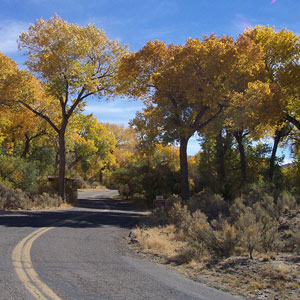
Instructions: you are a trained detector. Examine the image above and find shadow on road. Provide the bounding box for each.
[0,197,146,229]
[79,197,134,211]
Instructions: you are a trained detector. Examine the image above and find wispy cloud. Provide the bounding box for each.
[0,20,30,54]
[234,14,253,32]
[84,104,143,114]
[83,98,145,125]
[271,0,277,4]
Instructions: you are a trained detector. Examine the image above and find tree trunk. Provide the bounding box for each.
[233,131,247,182]
[58,127,66,201]
[22,134,31,158]
[269,131,281,182]
[99,166,105,183]
[215,133,226,182]
[180,136,190,201]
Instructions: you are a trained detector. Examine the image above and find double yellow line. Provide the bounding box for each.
[11,213,98,300]
[12,224,62,300]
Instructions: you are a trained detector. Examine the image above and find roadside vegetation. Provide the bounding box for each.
[131,188,300,299]
[0,15,300,297]
[0,182,62,210]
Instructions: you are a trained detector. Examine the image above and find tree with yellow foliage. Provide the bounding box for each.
[119,33,265,200]
[241,26,300,180]
[103,123,137,168]
[15,15,127,200]
[68,114,116,182]
[119,37,236,200]
[221,31,266,183]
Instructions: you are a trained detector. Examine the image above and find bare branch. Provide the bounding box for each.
[66,88,94,120]
[197,105,224,131]
[286,114,300,131]
[192,106,209,129]
[18,100,59,133]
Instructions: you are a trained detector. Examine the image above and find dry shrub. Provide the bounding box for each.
[164,194,182,212]
[253,195,276,219]
[31,192,62,209]
[72,174,89,189]
[277,194,297,213]
[0,182,30,209]
[252,199,282,253]
[235,208,261,259]
[259,213,282,253]
[292,229,300,254]
[147,191,296,262]
[189,190,228,219]
[187,210,237,259]
[168,202,191,231]
[0,181,62,210]
[148,195,183,226]
[149,195,186,226]
[229,196,247,222]
[261,263,293,281]
[149,207,168,225]
[232,196,283,256]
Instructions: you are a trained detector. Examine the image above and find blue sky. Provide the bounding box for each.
[0,0,297,157]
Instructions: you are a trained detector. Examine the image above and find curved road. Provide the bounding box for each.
[0,189,243,300]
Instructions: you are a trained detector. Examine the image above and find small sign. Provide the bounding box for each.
[153,196,165,208]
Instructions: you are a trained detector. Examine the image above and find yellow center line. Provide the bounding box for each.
[12,213,98,300]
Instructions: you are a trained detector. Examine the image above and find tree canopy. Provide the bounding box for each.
[15,15,127,200]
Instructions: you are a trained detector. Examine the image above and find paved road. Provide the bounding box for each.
[0,189,243,300]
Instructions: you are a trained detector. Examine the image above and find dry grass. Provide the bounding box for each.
[134,225,186,260]
[27,202,75,211]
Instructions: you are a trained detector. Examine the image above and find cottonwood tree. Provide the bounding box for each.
[0,52,55,156]
[239,26,300,180]
[119,33,265,200]
[16,15,127,200]
[103,123,138,168]
[68,114,116,182]
[119,37,237,200]
[250,25,300,129]
[223,32,266,183]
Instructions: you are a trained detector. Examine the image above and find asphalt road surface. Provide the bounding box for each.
[0,189,243,300]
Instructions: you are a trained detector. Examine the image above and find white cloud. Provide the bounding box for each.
[0,20,30,54]
[234,14,253,32]
[84,104,143,114]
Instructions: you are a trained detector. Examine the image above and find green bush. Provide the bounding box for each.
[0,154,39,193]
[108,160,180,207]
